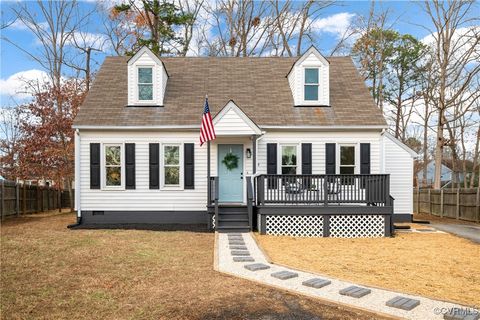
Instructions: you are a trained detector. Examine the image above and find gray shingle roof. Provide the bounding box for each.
[73,56,386,127]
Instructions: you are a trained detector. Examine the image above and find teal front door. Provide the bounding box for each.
[218,144,244,202]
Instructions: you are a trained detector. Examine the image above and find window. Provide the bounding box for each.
[281,145,297,175]
[163,145,180,186]
[340,146,355,174]
[138,67,153,101]
[304,68,319,101]
[104,144,122,187]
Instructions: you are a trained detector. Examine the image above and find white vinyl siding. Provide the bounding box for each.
[256,131,381,175]
[79,131,253,211]
[383,134,414,215]
[214,108,257,135]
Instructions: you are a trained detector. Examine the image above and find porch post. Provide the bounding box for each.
[252,135,257,174]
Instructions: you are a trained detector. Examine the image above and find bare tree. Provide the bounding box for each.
[0,105,22,179]
[421,0,480,189]
[6,0,91,210]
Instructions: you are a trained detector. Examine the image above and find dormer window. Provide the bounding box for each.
[287,46,329,106]
[128,47,168,106]
[304,68,319,101]
[138,67,153,101]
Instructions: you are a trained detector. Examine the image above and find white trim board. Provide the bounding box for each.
[213,100,262,135]
[382,131,418,158]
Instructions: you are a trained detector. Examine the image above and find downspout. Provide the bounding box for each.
[68,129,82,228]
[252,131,266,178]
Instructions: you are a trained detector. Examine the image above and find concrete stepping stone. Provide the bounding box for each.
[228,236,243,241]
[230,245,248,250]
[227,233,242,236]
[302,278,331,289]
[386,296,420,311]
[228,240,245,245]
[271,270,298,280]
[244,263,270,271]
[339,286,371,298]
[231,250,250,256]
[444,309,480,320]
[233,256,254,262]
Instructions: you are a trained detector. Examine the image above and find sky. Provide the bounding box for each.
[0,0,440,106]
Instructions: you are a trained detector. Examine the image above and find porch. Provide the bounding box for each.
[207,174,394,237]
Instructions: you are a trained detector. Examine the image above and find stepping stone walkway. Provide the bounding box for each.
[339,286,372,298]
[302,278,331,289]
[271,270,298,280]
[244,263,270,271]
[216,232,472,320]
[386,296,421,311]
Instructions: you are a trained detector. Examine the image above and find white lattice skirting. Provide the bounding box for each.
[330,215,385,238]
[211,215,215,229]
[266,215,324,237]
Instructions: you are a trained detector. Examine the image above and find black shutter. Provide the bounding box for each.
[301,143,312,174]
[302,143,312,188]
[325,143,336,174]
[360,143,371,174]
[90,143,100,189]
[149,143,159,189]
[125,143,135,189]
[267,143,277,189]
[184,143,194,189]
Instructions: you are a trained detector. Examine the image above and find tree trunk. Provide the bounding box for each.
[433,112,444,189]
[67,177,74,212]
[471,125,480,188]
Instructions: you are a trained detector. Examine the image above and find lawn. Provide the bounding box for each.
[0,213,386,320]
[255,230,480,307]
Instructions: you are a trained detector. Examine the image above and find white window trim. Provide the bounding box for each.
[302,66,321,105]
[161,143,184,190]
[336,144,359,175]
[278,144,301,175]
[101,143,125,190]
[135,65,156,105]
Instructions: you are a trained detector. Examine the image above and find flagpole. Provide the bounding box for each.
[206,93,211,191]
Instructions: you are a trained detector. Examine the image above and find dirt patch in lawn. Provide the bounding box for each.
[414,213,480,225]
[1,213,388,320]
[255,232,480,307]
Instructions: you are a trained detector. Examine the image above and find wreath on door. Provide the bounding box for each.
[222,152,239,171]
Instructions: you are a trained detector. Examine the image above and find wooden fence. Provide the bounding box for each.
[0,180,74,220]
[413,187,480,222]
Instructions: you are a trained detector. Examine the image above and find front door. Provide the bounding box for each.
[218,144,243,203]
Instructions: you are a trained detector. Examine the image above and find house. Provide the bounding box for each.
[72,46,417,238]
[416,159,471,187]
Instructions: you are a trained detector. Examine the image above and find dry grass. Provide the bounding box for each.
[255,232,480,307]
[0,213,387,320]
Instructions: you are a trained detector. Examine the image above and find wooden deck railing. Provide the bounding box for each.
[255,174,390,207]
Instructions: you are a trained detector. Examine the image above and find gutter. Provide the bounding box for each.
[68,129,82,229]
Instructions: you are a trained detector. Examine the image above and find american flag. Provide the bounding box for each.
[199,96,216,146]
